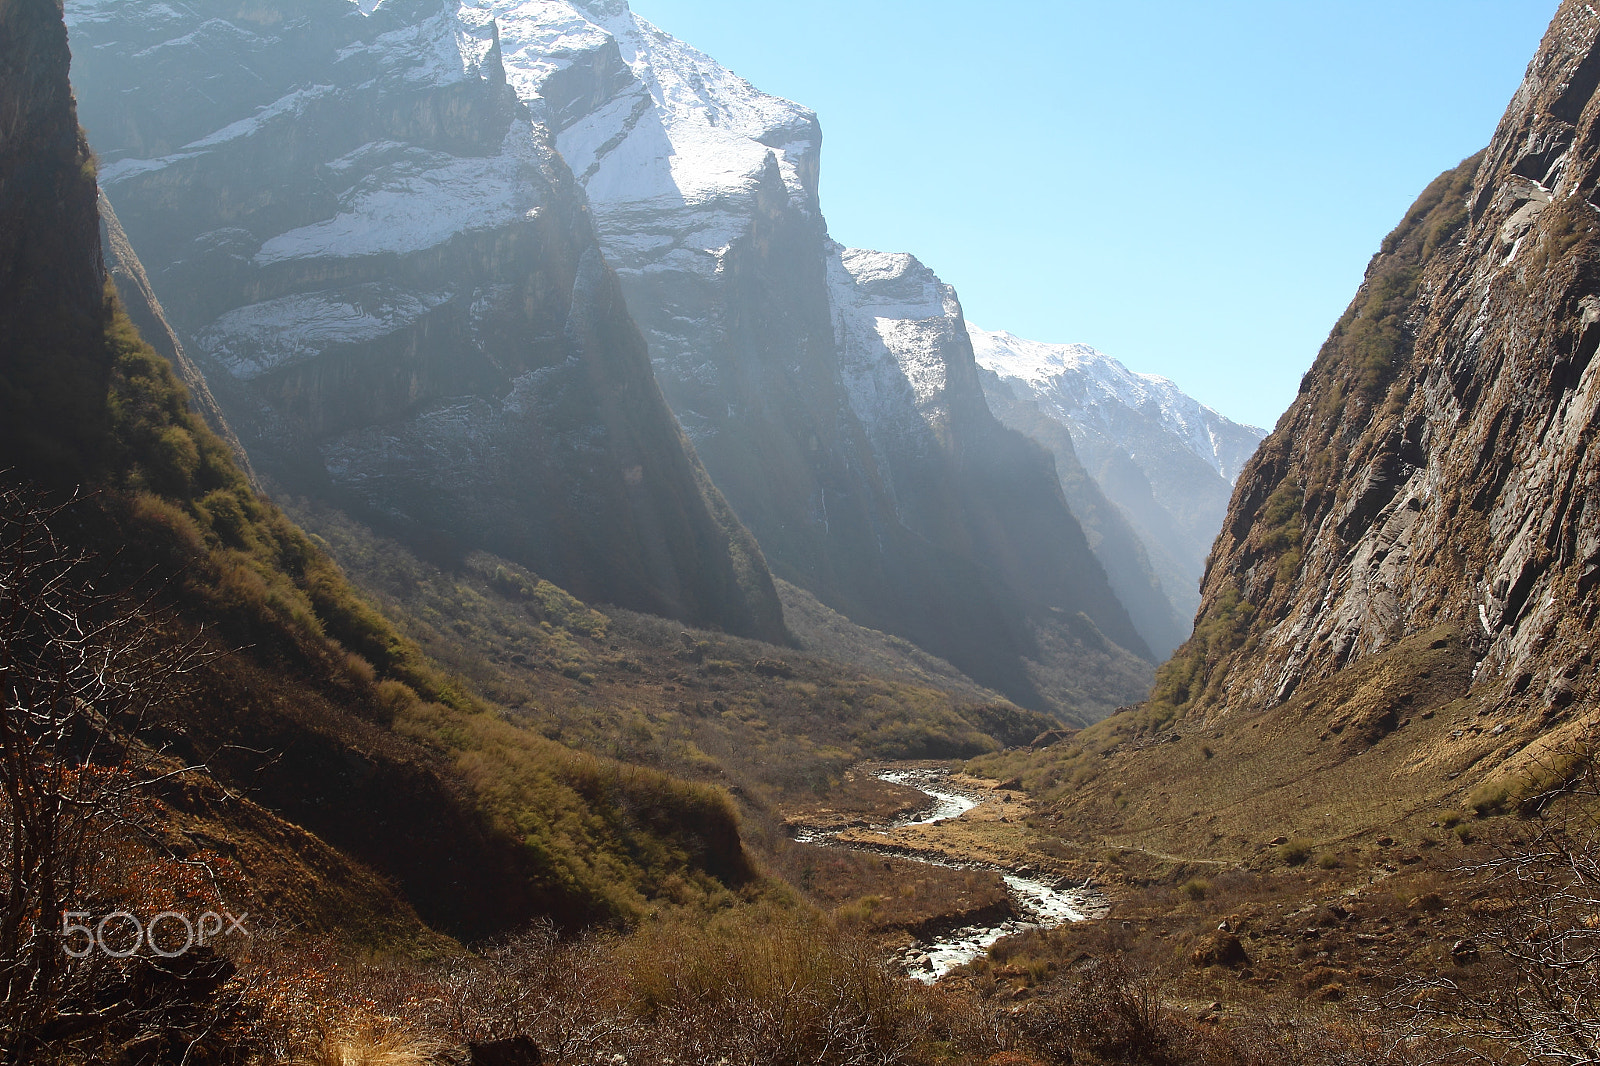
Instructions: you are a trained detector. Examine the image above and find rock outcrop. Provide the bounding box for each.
[66,0,786,643]
[1153,0,1600,756]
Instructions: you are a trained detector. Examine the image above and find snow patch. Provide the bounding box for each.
[829,245,963,431]
[335,6,501,86]
[199,285,454,380]
[98,86,339,184]
[255,121,546,263]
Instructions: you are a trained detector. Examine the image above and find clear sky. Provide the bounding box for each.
[627,0,1559,430]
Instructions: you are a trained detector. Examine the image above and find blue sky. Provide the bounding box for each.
[627,0,1558,430]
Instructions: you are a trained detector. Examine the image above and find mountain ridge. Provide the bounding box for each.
[983,0,1600,859]
[973,325,1267,651]
[68,0,789,645]
[458,0,1158,719]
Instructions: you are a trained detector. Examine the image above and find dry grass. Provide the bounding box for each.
[286,1023,443,1066]
[770,841,1012,936]
[972,625,1497,865]
[282,496,1053,810]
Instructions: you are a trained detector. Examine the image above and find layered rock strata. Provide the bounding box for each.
[1156,0,1600,750]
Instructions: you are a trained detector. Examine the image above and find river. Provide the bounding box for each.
[799,766,1110,982]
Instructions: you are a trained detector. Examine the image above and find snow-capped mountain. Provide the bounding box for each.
[455,0,1158,717]
[969,328,1264,484]
[68,0,1168,719]
[970,327,1267,629]
[65,0,787,642]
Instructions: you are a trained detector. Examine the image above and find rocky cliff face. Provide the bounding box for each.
[97,190,260,487]
[1154,0,1600,757]
[0,0,109,479]
[66,0,785,642]
[451,0,1152,717]
[972,329,1267,657]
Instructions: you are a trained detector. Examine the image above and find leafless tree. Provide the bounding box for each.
[0,483,220,1062]
[1385,743,1600,1065]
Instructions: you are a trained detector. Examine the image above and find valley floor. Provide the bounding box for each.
[774,754,1592,1063]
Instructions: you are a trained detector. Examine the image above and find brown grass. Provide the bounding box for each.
[280,496,1052,810]
[971,625,1490,864]
[287,1023,443,1066]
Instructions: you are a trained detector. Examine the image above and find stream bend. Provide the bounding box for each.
[800,767,1110,981]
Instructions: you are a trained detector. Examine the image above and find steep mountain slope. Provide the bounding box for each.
[3,0,763,953]
[98,190,258,486]
[434,0,1154,718]
[982,0,1600,854]
[972,328,1266,650]
[65,0,785,644]
[0,0,108,482]
[979,370,1189,659]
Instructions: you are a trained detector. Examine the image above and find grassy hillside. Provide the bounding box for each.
[1144,155,1483,729]
[9,272,761,933]
[275,496,1055,811]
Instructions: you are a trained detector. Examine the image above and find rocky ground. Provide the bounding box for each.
[779,759,1525,1026]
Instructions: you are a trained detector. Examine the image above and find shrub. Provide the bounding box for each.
[1280,838,1314,866]
[1469,779,1512,818]
[288,1023,442,1066]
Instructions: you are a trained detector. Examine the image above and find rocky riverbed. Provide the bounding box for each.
[789,764,1109,981]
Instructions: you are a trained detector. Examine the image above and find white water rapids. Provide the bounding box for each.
[800,767,1109,981]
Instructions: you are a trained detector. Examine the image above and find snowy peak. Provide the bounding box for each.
[465,0,819,215]
[829,245,970,434]
[968,325,1263,484]
[834,247,955,322]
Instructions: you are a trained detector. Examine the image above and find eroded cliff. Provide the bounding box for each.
[472,0,1154,718]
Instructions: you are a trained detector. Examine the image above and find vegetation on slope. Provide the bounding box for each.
[49,291,753,930]
[277,496,1053,808]
[1142,153,1483,727]
[1,0,763,959]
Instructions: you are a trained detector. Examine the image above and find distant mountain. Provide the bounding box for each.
[445,0,1155,719]
[971,327,1267,650]
[66,0,787,644]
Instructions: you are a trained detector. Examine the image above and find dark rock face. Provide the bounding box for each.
[469,1036,543,1066]
[1156,0,1600,751]
[66,0,785,643]
[0,0,110,477]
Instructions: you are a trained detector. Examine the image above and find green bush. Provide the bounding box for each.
[1279,838,1314,866]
